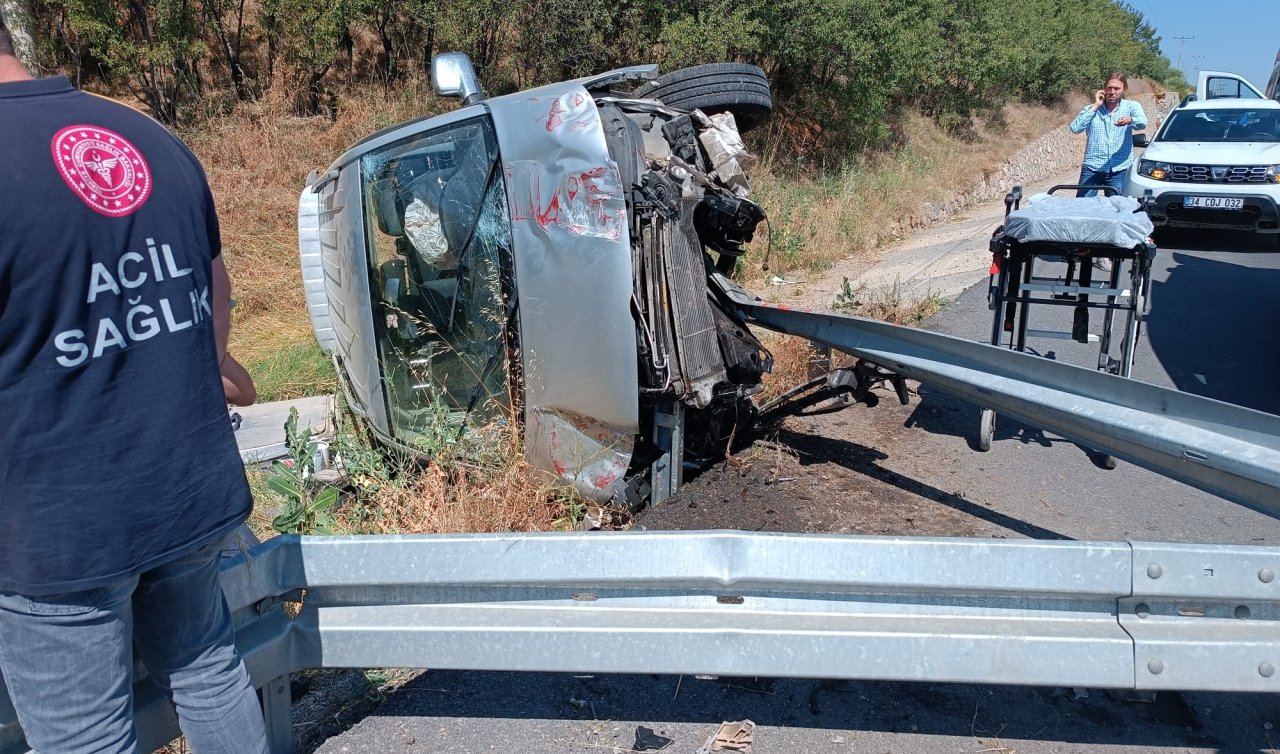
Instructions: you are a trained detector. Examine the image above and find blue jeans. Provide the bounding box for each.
[0,538,268,754]
[1076,165,1128,197]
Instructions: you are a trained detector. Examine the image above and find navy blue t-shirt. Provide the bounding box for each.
[0,76,251,595]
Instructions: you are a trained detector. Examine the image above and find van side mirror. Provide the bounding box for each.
[432,52,484,106]
[1132,132,1149,148]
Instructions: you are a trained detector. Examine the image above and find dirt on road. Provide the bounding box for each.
[641,384,1020,539]
[640,169,1085,539]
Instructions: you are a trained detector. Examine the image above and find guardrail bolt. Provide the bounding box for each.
[1236,605,1252,620]
[1147,658,1165,675]
[1146,564,1163,580]
[1135,603,1151,618]
[1260,662,1275,678]
[1259,568,1275,584]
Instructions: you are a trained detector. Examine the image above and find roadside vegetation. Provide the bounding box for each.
[20,0,1185,535]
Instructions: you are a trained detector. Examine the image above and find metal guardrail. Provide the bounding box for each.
[5,294,1280,752]
[737,300,1280,516]
[4,531,1279,753]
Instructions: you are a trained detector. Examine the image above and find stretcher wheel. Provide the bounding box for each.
[1102,454,1117,470]
[978,408,995,452]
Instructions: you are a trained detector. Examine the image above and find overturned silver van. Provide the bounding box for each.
[299,53,775,505]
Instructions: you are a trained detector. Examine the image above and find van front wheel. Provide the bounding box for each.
[632,63,773,133]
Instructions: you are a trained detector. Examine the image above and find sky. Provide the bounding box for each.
[1123,0,1279,90]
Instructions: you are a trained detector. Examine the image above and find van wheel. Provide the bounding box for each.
[632,63,773,133]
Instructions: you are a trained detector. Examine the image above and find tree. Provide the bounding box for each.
[202,0,250,100]
[46,0,204,124]
[0,0,40,71]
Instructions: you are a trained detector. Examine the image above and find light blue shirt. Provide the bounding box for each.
[1069,99,1149,172]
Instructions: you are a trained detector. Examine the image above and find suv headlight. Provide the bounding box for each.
[1268,165,1280,184]
[1137,159,1172,181]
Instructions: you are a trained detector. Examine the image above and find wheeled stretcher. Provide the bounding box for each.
[979,185,1156,463]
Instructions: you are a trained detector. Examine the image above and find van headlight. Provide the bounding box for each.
[1137,160,1172,181]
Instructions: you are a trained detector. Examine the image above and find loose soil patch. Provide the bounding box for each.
[642,388,1011,539]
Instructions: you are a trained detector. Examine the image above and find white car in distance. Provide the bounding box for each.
[1126,97,1280,245]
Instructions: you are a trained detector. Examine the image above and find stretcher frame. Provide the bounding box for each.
[979,185,1156,463]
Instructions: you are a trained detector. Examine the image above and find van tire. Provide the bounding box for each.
[632,63,772,133]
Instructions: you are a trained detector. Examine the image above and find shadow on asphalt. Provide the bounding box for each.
[777,425,1073,540]
[904,384,1103,454]
[322,670,1280,753]
[1155,227,1277,253]
[1146,233,1280,416]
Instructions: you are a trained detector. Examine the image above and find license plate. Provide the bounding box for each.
[1183,196,1244,209]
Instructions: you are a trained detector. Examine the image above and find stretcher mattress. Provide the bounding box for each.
[1003,195,1153,248]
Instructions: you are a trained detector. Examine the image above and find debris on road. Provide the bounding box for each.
[633,725,673,751]
[696,720,756,753]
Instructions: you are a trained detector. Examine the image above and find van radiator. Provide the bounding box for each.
[660,199,727,408]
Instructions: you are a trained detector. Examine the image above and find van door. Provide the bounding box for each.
[1197,70,1265,100]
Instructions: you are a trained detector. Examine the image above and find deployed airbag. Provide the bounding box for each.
[404,198,454,269]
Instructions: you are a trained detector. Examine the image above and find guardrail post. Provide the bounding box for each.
[261,675,294,754]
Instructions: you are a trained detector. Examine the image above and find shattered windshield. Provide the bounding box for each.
[1160,109,1280,142]
[360,118,514,450]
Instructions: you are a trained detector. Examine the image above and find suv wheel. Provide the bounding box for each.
[632,63,773,133]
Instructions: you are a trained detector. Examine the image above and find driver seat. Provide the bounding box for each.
[439,136,492,250]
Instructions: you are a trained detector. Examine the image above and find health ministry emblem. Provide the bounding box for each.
[50,125,153,217]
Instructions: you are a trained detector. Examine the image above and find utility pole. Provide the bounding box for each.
[1172,35,1195,75]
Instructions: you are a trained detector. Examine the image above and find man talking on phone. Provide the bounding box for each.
[1069,72,1147,197]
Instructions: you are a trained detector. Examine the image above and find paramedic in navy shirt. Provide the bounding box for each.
[0,22,268,753]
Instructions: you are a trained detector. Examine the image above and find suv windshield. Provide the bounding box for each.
[1161,109,1280,142]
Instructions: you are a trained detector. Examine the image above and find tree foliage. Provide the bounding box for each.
[30,0,1184,150]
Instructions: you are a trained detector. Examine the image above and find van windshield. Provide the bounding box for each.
[360,117,515,450]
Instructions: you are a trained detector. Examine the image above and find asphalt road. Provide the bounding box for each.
[938,227,1280,424]
[312,228,1280,754]
[902,227,1280,545]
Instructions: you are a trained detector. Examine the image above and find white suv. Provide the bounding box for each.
[1126,98,1280,244]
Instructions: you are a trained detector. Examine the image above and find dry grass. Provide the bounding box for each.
[753,278,946,406]
[831,277,947,325]
[740,100,1076,286]
[342,418,581,535]
[348,456,579,535]
[244,416,582,540]
[756,331,821,405]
